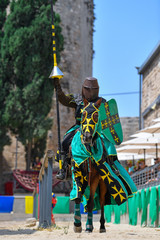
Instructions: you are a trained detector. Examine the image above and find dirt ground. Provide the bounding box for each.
[0,220,160,240]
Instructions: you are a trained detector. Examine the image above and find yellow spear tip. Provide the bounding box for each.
[49,66,64,79]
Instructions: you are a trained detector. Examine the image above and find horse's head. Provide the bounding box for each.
[81,98,102,145]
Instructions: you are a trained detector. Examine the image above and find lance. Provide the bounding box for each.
[49,0,63,171]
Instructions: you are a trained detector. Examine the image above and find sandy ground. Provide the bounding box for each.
[0,219,160,240]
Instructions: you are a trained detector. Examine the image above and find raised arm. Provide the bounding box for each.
[54,78,77,108]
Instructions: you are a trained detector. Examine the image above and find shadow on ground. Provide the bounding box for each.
[0,229,36,235]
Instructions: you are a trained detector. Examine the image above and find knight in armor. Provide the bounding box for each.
[55,77,119,180]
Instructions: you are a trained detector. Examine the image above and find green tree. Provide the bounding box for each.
[0,0,9,42]
[0,79,11,193]
[1,0,63,170]
[0,0,10,193]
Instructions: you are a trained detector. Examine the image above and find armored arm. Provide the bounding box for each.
[54,78,77,108]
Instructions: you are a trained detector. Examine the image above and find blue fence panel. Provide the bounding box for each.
[0,196,14,213]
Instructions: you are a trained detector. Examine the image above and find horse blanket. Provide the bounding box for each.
[70,130,137,207]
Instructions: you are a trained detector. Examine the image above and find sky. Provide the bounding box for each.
[93,0,160,117]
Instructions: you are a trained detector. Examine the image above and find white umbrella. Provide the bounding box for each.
[116,144,160,163]
[122,137,160,146]
[117,153,154,161]
[140,122,160,134]
[127,132,160,158]
[117,145,159,153]
[118,121,160,162]
[152,117,160,123]
[130,132,160,138]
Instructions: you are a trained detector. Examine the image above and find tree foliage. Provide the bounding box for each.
[0,0,9,42]
[0,0,10,193]
[1,0,63,169]
[0,0,10,153]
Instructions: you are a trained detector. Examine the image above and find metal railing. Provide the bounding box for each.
[131,163,160,189]
[33,184,39,220]
[33,150,54,228]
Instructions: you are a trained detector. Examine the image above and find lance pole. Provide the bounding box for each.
[49,0,63,170]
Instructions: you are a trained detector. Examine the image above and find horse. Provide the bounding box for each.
[71,98,137,233]
[71,98,108,233]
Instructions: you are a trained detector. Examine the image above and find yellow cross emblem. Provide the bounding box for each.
[111,185,126,202]
[83,118,95,133]
[110,127,115,134]
[84,176,87,181]
[101,169,113,184]
[75,171,84,184]
[114,136,119,142]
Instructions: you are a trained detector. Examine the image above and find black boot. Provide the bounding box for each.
[56,152,67,180]
[56,169,66,180]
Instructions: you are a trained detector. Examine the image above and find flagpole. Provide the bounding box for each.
[49,0,63,170]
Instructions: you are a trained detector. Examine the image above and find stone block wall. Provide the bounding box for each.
[2,0,94,173]
[141,51,160,128]
[120,117,139,142]
[3,136,26,170]
[2,1,139,176]
[47,0,94,153]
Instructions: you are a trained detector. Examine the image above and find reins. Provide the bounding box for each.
[88,158,92,186]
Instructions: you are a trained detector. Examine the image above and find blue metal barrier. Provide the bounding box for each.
[33,150,54,228]
[0,196,14,213]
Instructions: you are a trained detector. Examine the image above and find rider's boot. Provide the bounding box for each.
[56,168,66,180]
[56,153,69,180]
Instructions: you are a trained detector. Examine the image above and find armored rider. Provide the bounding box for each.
[55,77,119,180]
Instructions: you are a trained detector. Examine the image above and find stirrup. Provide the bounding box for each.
[56,169,66,180]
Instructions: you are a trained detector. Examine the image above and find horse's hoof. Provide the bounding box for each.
[99,228,106,233]
[85,229,93,233]
[85,226,93,233]
[74,225,82,233]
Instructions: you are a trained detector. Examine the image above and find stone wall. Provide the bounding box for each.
[120,117,139,142]
[2,0,94,173]
[141,51,160,128]
[47,0,94,153]
[3,136,26,171]
[2,1,139,180]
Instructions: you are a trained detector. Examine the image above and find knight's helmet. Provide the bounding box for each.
[82,77,99,102]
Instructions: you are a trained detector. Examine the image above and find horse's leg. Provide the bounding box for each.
[74,198,82,233]
[86,211,93,233]
[99,179,107,233]
[86,169,99,232]
[72,161,85,233]
[100,205,106,233]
